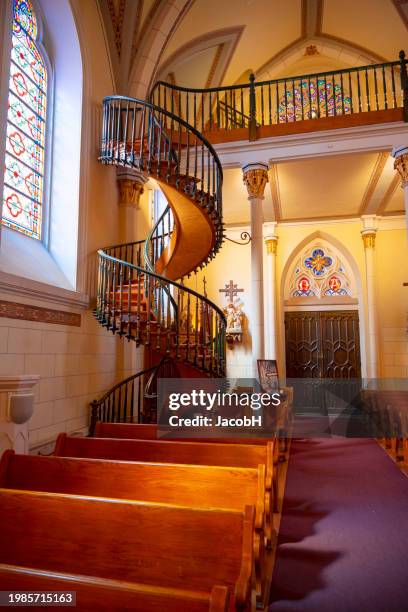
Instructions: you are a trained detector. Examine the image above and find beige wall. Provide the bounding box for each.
[0,0,139,450]
[0,308,130,449]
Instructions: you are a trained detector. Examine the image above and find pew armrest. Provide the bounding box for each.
[234,505,256,611]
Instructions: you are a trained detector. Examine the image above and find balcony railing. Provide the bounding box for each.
[150,51,408,141]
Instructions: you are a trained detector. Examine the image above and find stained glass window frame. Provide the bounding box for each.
[288,243,353,300]
[1,0,52,242]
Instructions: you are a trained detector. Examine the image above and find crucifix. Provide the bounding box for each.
[219,280,244,302]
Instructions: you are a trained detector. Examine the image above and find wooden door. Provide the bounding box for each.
[285,310,361,379]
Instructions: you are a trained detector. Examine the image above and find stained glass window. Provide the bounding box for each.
[278,79,352,123]
[294,276,315,297]
[2,0,47,240]
[289,244,352,299]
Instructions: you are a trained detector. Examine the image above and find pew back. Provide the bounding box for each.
[94,422,274,446]
[54,434,274,489]
[0,489,254,610]
[0,451,265,530]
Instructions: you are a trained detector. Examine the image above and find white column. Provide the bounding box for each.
[0,376,40,455]
[392,146,408,236]
[264,223,278,360]
[242,162,269,377]
[361,216,378,379]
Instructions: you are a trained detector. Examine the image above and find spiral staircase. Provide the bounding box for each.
[91,96,227,427]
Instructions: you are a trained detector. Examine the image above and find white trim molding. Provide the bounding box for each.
[0,270,89,310]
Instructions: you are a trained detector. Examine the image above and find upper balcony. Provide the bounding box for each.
[150,51,408,146]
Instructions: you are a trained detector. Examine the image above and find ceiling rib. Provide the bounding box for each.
[377,174,401,214]
[268,165,282,221]
[358,152,389,215]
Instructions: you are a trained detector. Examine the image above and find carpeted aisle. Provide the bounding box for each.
[269,438,408,612]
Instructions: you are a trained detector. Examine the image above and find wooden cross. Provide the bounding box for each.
[219,280,244,301]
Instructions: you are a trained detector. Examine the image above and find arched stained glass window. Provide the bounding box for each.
[2,0,48,240]
[289,243,352,299]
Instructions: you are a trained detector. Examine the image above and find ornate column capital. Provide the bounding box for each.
[264,221,278,254]
[361,231,376,249]
[265,236,278,254]
[242,162,269,200]
[393,146,408,188]
[117,168,148,208]
[360,215,378,248]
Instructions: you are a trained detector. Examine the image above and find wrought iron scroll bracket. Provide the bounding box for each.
[225,231,252,245]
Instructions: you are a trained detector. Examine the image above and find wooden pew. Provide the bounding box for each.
[0,565,229,611]
[362,389,408,462]
[55,433,274,491]
[0,488,255,611]
[0,450,270,593]
[93,422,280,511]
[94,421,276,446]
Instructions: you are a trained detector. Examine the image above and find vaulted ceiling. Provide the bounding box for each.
[97,0,408,94]
[159,0,408,89]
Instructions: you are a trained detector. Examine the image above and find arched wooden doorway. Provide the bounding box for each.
[282,239,362,380]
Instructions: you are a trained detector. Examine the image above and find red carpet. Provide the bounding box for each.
[269,438,408,612]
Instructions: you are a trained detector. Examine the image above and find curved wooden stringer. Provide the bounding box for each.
[95,96,227,378]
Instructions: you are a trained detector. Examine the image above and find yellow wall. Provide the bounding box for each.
[193,218,408,381]
[376,227,408,377]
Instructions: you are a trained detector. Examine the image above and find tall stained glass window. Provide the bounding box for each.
[2,0,47,240]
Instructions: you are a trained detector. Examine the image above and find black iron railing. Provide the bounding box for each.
[97,95,227,376]
[144,204,173,275]
[100,95,223,250]
[94,246,227,375]
[150,52,408,140]
[89,357,178,434]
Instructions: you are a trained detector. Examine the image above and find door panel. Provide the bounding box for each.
[285,312,321,378]
[320,311,361,378]
[285,310,361,379]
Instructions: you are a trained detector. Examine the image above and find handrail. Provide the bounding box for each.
[152,59,401,95]
[95,246,227,375]
[144,204,173,275]
[100,95,224,258]
[144,203,178,318]
[89,356,177,433]
[97,248,226,321]
[150,53,407,140]
[101,95,224,183]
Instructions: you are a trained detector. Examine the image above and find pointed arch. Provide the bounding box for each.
[281,230,362,301]
[278,230,367,378]
[256,36,387,82]
[283,236,357,301]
